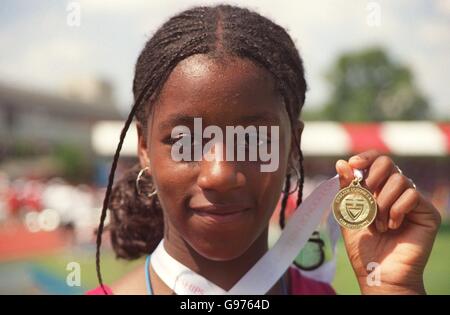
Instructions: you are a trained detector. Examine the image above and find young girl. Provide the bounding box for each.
[88,4,440,295]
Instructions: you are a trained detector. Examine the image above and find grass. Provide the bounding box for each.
[30,245,144,292]
[4,224,449,294]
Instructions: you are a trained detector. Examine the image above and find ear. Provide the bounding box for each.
[136,122,152,173]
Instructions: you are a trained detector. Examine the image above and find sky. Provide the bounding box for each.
[0,0,449,118]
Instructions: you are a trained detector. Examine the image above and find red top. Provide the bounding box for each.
[86,266,335,295]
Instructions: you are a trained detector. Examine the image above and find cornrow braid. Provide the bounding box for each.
[297,149,305,208]
[96,4,308,293]
[279,174,291,229]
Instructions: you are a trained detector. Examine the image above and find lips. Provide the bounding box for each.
[190,204,251,223]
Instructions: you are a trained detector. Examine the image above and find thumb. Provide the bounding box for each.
[336,159,354,189]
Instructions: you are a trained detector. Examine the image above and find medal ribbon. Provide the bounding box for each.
[151,172,354,295]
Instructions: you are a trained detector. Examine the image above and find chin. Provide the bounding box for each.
[186,225,258,262]
[178,211,269,261]
[192,239,254,262]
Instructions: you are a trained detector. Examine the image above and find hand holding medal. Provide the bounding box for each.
[334,150,441,294]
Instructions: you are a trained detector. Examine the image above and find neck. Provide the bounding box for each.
[162,225,272,292]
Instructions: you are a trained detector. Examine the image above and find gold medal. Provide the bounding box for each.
[332,176,377,230]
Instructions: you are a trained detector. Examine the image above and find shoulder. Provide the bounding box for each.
[86,262,148,295]
[288,266,336,295]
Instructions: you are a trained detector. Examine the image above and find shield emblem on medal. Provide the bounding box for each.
[344,196,365,221]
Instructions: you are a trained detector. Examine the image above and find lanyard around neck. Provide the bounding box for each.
[151,173,343,295]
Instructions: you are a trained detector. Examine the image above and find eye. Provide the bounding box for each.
[240,133,270,148]
[164,133,202,148]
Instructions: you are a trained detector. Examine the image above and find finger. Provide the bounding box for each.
[375,173,413,232]
[395,192,442,230]
[348,149,382,170]
[363,155,396,195]
[336,159,353,188]
[388,188,421,230]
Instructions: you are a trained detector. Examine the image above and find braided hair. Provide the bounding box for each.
[96,4,307,293]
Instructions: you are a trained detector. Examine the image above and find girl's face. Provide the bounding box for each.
[138,54,300,261]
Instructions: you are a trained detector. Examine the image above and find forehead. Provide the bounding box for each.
[151,54,286,127]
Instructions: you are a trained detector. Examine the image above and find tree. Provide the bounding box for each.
[319,47,430,121]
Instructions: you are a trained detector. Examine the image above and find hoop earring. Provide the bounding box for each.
[285,167,301,195]
[136,166,157,198]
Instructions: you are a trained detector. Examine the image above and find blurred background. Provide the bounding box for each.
[0,0,448,294]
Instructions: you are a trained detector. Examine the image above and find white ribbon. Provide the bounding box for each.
[151,240,227,294]
[151,173,346,295]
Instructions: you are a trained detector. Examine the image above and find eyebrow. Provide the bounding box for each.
[238,112,280,125]
[159,111,280,130]
[159,114,196,130]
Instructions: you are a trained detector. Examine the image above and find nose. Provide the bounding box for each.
[196,143,246,193]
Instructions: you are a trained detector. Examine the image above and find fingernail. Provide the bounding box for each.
[376,220,384,232]
[336,162,348,180]
[382,221,388,232]
[388,219,396,230]
[337,160,346,169]
[380,220,388,233]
